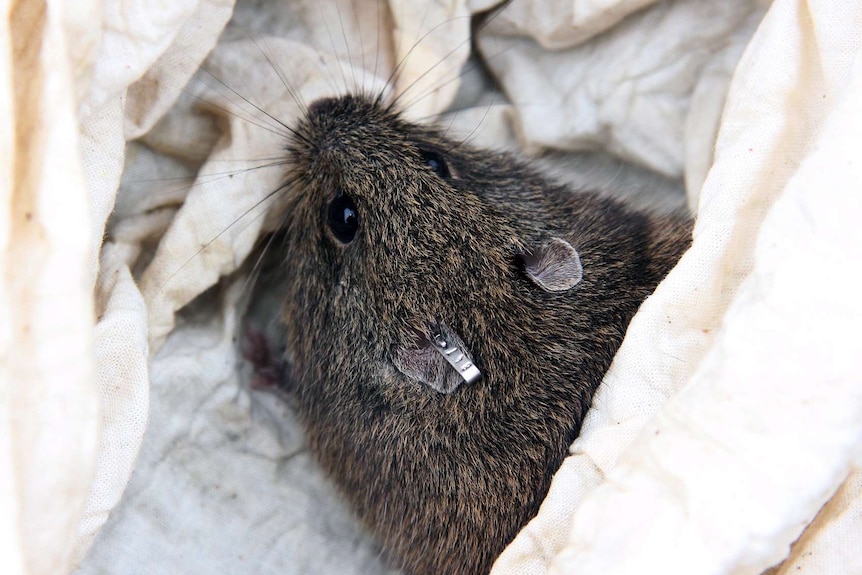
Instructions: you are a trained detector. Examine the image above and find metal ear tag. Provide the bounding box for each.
[431,331,481,384]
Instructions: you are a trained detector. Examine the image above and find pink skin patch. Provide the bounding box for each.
[241,326,281,389]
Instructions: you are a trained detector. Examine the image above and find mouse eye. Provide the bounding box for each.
[419,148,450,179]
[327,190,359,244]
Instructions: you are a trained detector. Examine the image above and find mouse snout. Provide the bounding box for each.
[304,94,379,128]
[306,96,339,117]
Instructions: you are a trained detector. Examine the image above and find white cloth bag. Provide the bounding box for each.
[1,1,859,574]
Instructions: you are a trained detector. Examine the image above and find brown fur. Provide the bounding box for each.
[276,94,691,575]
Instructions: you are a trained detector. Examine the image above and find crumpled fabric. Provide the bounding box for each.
[491,2,862,574]
[1,1,860,575]
[1,2,99,574]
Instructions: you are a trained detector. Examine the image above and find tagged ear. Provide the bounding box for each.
[521,237,583,292]
[393,322,480,394]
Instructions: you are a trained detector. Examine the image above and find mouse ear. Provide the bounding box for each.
[393,322,480,394]
[520,237,583,292]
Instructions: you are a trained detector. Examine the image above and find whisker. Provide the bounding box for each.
[184,83,292,141]
[377,16,472,109]
[351,0,368,96]
[436,108,460,143]
[446,90,499,153]
[411,101,499,125]
[195,63,306,143]
[319,2,350,94]
[188,161,291,193]
[397,43,516,116]
[413,0,436,59]
[157,175,299,294]
[202,156,288,164]
[129,160,289,185]
[248,34,309,119]
[334,0,359,94]
[387,6,506,113]
[230,211,288,304]
[372,0,382,93]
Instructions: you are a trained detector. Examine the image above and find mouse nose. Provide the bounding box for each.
[306,96,339,117]
[306,94,370,119]
[306,93,381,126]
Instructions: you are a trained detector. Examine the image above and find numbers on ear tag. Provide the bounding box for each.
[430,330,481,384]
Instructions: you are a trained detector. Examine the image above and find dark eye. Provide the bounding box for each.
[327,191,359,244]
[419,148,450,179]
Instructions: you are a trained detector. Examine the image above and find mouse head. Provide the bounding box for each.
[279,94,584,402]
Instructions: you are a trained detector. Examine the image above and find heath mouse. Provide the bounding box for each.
[270,93,691,575]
